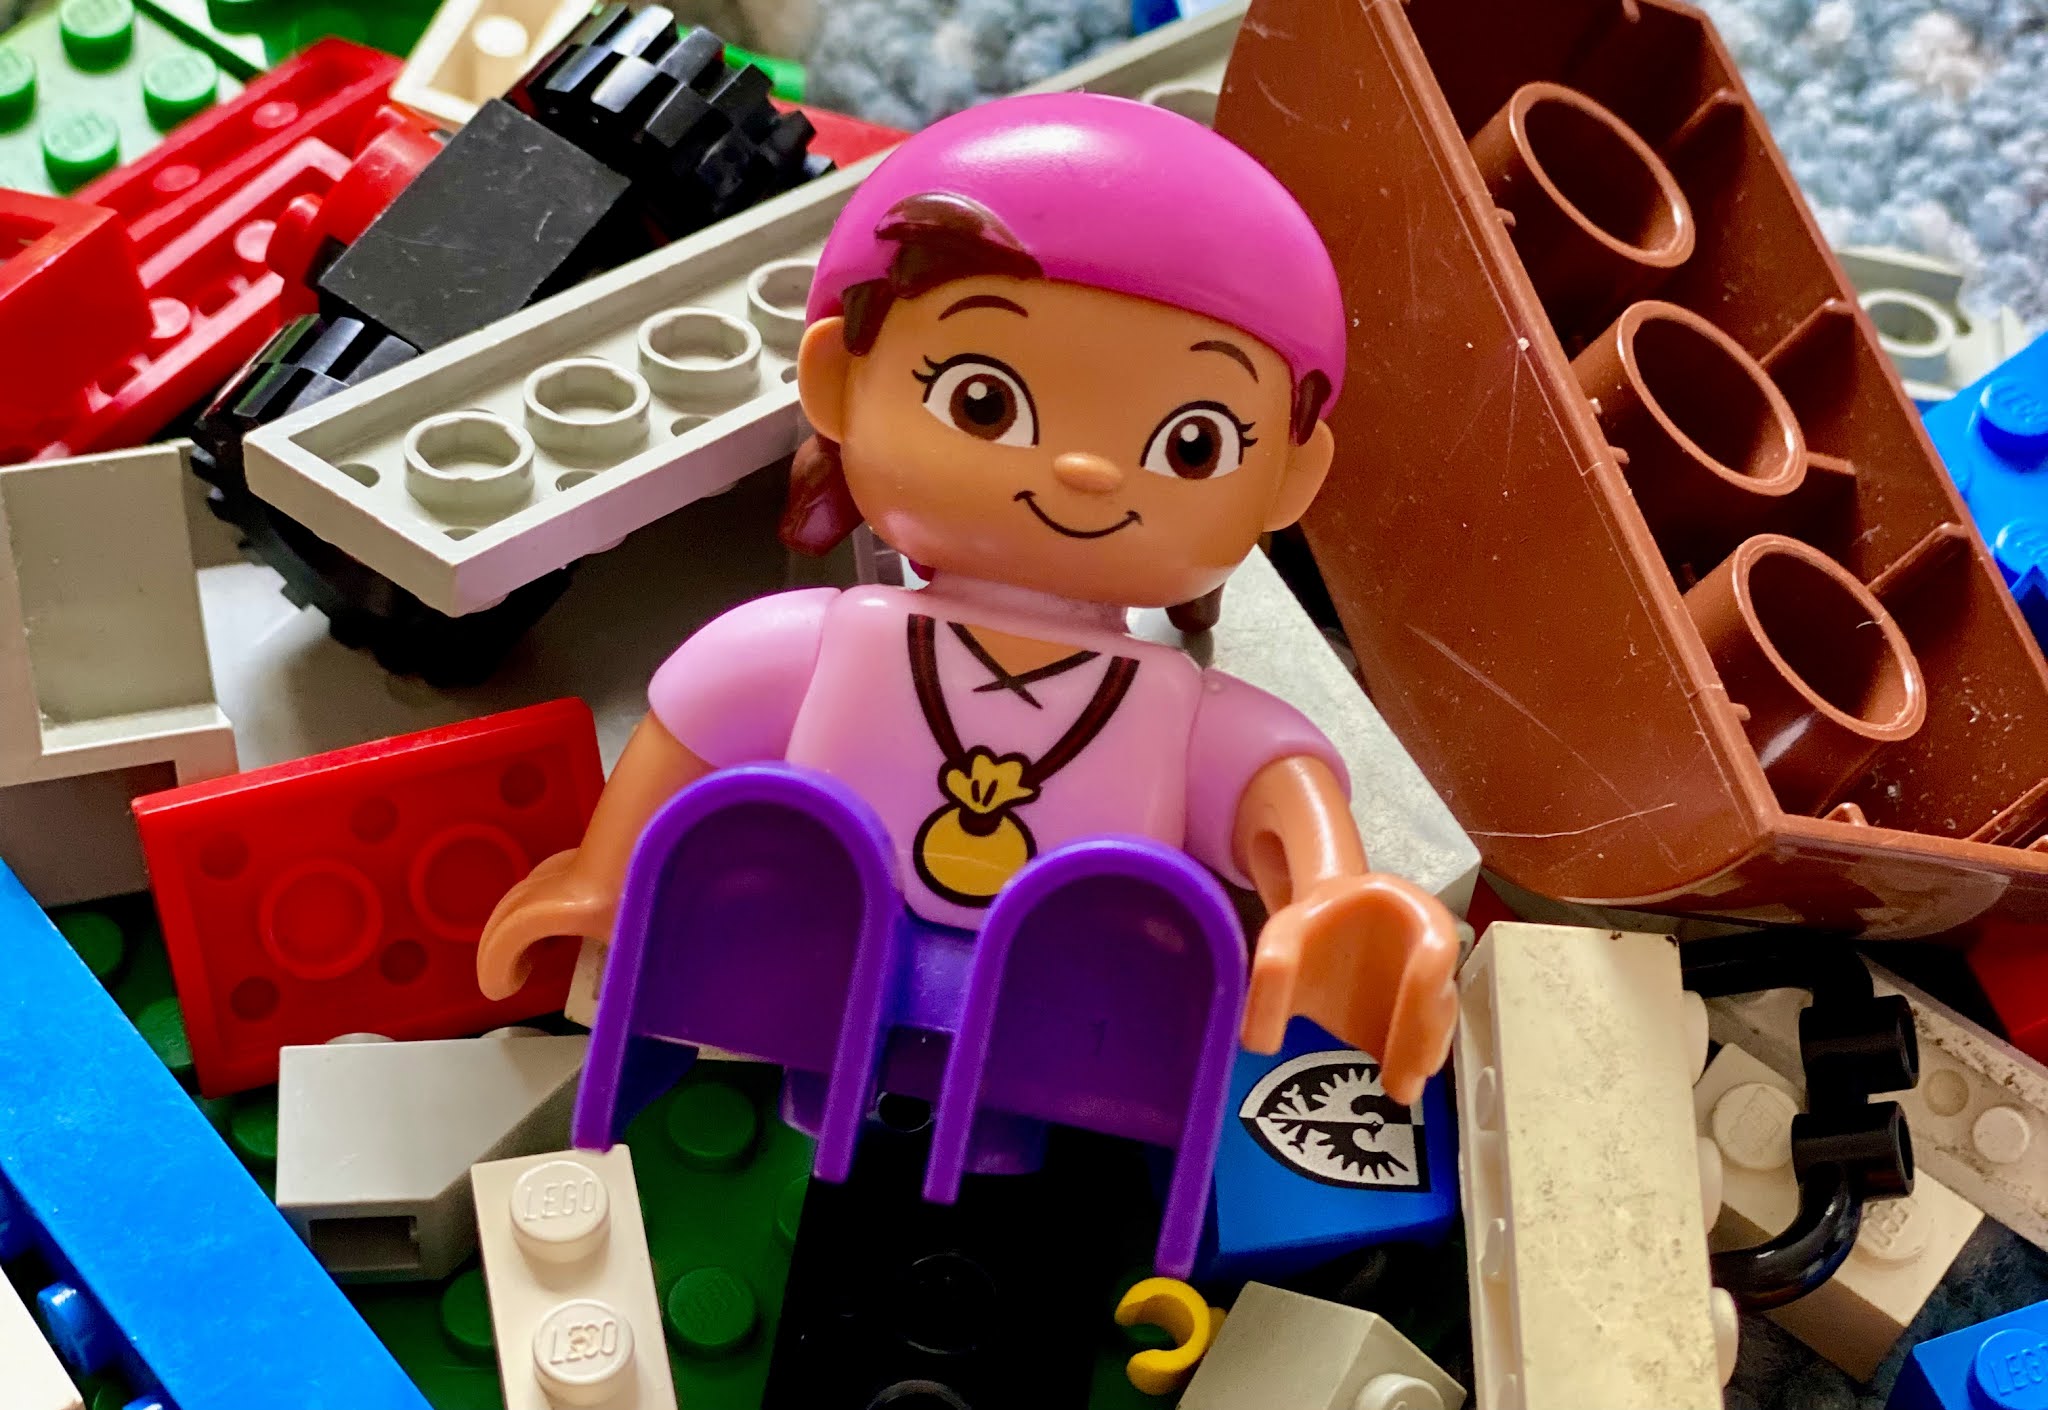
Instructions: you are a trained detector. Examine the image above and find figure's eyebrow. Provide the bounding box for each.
[939,294,1030,320]
[1191,339,1258,380]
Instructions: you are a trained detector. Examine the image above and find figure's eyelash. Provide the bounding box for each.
[911,355,948,389]
[1192,400,1259,448]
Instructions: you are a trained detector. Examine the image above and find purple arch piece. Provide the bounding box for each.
[923,838,1247,1278]
[573,765,901,1153]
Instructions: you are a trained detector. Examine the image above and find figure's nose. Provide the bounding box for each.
[1051,452,1125,495]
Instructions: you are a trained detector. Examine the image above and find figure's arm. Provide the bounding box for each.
[474,714,715,999]
[1231,754,1460,1105]
[574,713,716,887]
[1231,754,1366,911]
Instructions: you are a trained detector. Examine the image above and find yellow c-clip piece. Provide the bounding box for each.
[1113,1276,1227,1397]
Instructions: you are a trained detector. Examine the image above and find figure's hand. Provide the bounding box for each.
[1244,871,1461,1106]
[475,849,618,1000]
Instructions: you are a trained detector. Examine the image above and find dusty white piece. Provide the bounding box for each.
[1838,245,2032,405]
[472,1145,676,1410]
[0,442,236,903]
[277,1033,589,1282]
[1180,1282,1464,1410]
[1695,1041,1979,1379]
[1708,960,2048,1256]
[0,1273,83,1410]
[242,3,1248,620]
[1132,550,1477,912]
[393,0,599,131]
[1454,923,1724,1410]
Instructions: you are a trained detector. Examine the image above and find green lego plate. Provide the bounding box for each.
[0,0,241,193]
[135,0,445,78]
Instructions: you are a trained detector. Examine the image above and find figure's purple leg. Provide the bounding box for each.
[922,837,1247,1278]
[572,765,905,1181]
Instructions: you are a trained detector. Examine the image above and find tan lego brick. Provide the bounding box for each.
[1454,923,1723,1410]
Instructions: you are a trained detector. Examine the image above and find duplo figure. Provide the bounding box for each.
[477,91,1462,1275]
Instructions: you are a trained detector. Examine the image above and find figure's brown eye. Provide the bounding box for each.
[1140,403,1254,480]
[916,356,1037,446]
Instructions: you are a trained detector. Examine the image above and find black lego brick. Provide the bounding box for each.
[315,98,643,351]
[513,4,816,239]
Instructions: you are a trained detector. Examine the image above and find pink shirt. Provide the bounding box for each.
[647,574,1347,931]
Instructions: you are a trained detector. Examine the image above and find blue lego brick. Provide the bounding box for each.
[1925,332,2048,630]
[1890,1296,2048,1410]
[0,859,431,1410]
[1198,1017,1458,1284]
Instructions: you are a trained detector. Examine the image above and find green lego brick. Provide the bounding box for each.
[134,0,441,78]
[0,0,241,193]
[350,1268,505,1410]
[630,1061,813,1409]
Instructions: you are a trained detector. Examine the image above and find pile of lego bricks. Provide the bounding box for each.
[3,3,2048,1410]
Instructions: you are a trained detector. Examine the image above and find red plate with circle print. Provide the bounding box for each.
[134,699,599,1095]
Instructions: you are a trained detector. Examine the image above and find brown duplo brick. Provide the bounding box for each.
[1218,0,2048,935]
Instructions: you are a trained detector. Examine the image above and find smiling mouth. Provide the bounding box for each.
[1014,491,1141,540]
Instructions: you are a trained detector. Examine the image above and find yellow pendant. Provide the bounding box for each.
[913,803,1037,906]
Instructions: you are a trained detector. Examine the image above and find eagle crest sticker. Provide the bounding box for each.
[1239,1051,1429,1191]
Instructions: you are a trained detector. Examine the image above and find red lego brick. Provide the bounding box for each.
[21,135,351,461]
[76,39,402,261]
[774,100,905,167]
[0,192,150,440]
[0,40,406,463]
[1967,921,2048,1064]
[133,700,599,1096]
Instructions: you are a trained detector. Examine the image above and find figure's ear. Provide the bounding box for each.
[797,317,854,442]
[1262,419,1335,533]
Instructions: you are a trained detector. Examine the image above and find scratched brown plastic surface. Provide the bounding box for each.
[1218,0,2048,935]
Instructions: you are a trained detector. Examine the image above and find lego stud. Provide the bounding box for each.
[1976,371,2048,465]
[257,859,384,980]
[468,14,534,97]
[1683,535,1926,815]
[407,822,528,941]
[1972,1105,2031,1164]
[1468,82,1694,342]
[403,411,536,519]
[509,1157,612,1265]
[744,259,815,356]
[1856,1188,1931,1267]
[1710,1288,1739,1385]
[522,358,651,463]
[1859,289,1957,384]
[1572,301,1806,573]
[1697,1134,1724,1227]
[1140,81,1218,128]
[1970,1326,2048,1409]
[1681,989,1710,1084]
[637,308,762,408]
[1711,1082,1795,1172]
[1353,1373,1448,1410]
[532,1297,636,1406]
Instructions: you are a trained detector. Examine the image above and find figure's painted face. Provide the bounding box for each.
[799,274,1334,609]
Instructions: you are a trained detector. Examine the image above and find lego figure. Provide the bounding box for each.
[475,91,1459,1273]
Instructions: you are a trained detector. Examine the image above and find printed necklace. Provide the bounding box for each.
[907,613,1138,906]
